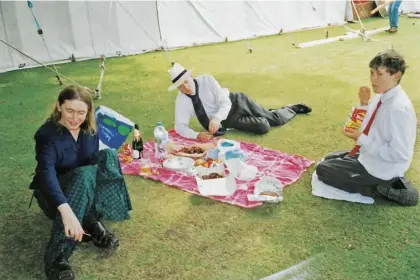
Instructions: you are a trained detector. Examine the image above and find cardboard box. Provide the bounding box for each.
[352,1,375,19]
[195,164,237,196]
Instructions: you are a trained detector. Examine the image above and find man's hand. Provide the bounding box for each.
[342,128,362,141]
[209,118,220,134]
[358,86,371,106]
[197,132,213,142]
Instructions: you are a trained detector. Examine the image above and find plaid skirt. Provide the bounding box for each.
[32,149,132,274]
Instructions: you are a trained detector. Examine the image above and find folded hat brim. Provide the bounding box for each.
[168,69,193,91]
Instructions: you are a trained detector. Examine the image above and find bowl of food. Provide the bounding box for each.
[195,164,236,196]
[174,146,207,158]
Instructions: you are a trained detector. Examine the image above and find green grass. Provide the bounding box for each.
[1,17,420,280]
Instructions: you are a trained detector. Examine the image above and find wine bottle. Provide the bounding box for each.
[132,124,143,160]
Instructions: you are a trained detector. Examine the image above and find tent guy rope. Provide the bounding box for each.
[0,37,88,89]
[27,0,63,85]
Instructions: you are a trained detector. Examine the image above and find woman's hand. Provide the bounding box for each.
[57,203,85,242]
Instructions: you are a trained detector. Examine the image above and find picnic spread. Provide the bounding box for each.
[119,129,315,209]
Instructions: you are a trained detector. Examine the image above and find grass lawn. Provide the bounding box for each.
[0,17,419,280]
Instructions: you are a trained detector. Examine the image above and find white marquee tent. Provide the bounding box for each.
[1,0,419,73]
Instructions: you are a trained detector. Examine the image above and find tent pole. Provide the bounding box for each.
[154,0,173,65]
[350,0,366,31]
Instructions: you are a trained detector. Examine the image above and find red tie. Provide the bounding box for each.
[348,100,382,156]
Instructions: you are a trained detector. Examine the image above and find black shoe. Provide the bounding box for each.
[376,178,418,206]
[48,257,75,280]
[87,220,120,249]
[83,212,119,249]
[289,103,312,114]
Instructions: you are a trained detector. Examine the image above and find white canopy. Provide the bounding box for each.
[1,0,419,73]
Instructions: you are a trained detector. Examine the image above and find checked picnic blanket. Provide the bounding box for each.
[119,130,315,208]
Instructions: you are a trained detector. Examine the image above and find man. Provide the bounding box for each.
[316,50,418,206]
[372,0,402,33]
[168,63,311,142]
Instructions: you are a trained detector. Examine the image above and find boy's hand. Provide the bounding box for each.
[358,86,371,106]
[342,128,362,141]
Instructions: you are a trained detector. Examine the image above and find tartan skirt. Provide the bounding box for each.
[32,148,132,274]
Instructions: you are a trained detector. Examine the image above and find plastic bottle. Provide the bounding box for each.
[153,122,168,159]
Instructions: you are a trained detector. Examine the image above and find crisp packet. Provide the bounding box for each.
[344,107,367,130]
[121,143,133,163]
[247,176,283,203]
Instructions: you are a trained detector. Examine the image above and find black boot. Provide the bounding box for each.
[269,104,312,114]
[289,103,312,114]
[47,256,75,280]
[83,213,119,249]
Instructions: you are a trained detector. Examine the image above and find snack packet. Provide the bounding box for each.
[121,143,133,163]
[344,106,367,130]
[247,176,283,203]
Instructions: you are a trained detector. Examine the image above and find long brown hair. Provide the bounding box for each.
[48,85,97,135]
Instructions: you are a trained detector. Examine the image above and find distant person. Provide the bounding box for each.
[371,0,402,33]
[387,0,402,33]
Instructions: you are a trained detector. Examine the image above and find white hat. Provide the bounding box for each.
[167,63,194,91]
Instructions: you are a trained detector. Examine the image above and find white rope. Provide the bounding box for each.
[94,0,113,99]
[94,56,106,99]
[39,34,63,85]
[350,0,366,31]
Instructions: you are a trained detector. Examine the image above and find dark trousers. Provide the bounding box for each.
[32,149,132,275]
[221,92,296,134]
[316,150,395,197]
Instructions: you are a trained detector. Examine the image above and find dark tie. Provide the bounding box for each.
[348,100,382,156]
[186,79,227,136]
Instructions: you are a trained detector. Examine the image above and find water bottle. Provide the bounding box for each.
[154,122,168,159]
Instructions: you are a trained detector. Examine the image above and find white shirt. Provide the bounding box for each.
[357,84,417,180]
[175,75,232,139]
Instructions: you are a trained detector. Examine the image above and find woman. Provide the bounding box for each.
[29,85,132,280]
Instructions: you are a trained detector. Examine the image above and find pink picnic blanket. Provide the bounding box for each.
[119,130,314,208]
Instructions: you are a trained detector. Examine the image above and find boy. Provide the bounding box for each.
[316,50,418,206]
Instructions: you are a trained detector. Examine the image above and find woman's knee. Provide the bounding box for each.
[96,149,124,181]
[68,165,97,185]
[60,166,97,195]
[97,148,118,161]
[72,165,97,176]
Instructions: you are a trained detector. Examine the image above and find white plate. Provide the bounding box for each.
[162,156,195,171]
[174,151,207,159]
